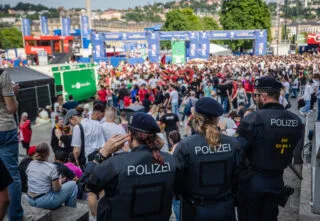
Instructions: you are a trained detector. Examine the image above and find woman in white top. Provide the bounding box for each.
[234,82,248,106]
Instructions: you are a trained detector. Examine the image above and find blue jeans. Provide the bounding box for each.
[0,129,23,221]
[301,100,311,114]
[317,98,320,121]
[291,88,298,98]
[27,181,78,209]
[172,101,179,117]
[172,198,180,221]
[220,96,229,113]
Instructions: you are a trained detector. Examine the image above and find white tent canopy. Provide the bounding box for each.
[210,44,232,56]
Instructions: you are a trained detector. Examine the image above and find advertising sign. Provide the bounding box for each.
[21,18,31,36]
[254,30,267,56]
[40,16,49,35]
[199,32,210,59]
[38,50,48,66]
[187,31,199,60]
[61,17,71,36]
[297,34,307,45]
[80,15,90,39]
[91,33,106,60]
[146,32,160,63]
[307,34,320,45]
[172,41,186,64]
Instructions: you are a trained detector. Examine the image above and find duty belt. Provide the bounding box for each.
[187,194,232,206]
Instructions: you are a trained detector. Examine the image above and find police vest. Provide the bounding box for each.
[105,146,176,221]
[249,109,302,171]
[182,134,238,201]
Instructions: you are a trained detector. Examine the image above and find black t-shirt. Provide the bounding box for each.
[0,159,13,191]
[143,98,152,113]
[160,113,179,132]
[19,157,33,193]
[53,162,76,180]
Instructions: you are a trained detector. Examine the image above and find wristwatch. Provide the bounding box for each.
[94,152,107,164]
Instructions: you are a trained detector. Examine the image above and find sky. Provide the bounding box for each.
[1,0,174,10]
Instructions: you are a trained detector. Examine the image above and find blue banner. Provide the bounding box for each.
[102,32,146,41]
[40,16,49,35]
[159,31,189,41]
[199,32,210,59]
[21,18,31,36]
[61,17,71,36]
[91,32,106,60]
[146,32,160,63]
[209,30,255,40]
[80,15,90,39]
[254,30,267,56]
[187,31,199,60]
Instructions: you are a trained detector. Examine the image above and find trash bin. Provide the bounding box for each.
[121,105,145,121]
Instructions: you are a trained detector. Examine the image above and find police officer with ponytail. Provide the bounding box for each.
[173,97,241,221]
[86,113,176,221]
[236,77,303,221]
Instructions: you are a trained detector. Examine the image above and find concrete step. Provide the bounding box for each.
[21,196,89,221]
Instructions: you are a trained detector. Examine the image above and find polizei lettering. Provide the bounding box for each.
[270,119,298,127]
[127,162,171,176]
[195,144,231,155]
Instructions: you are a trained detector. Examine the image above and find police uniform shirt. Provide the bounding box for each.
[173,133,241,199]
[236,102,303,171]
[86,145,176,221]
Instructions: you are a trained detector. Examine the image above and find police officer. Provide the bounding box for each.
[86,113,176,221]
[173,97,241,221]
[236,76,303,221]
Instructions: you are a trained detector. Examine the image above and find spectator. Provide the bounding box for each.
[51,116,64,153]
[119,111,129,133]
[101,107,129,152]
[160,105,180,147]
[0,158,13,220]
[291,76,299,98]
[19,112,32,155]
[53,150,78,182]
[83,104,92,119]
[169,84,180,116]
[64,153,83,179]
[97,85,107,106]
[91,103,106,123]
[65,107,105,167]
[143,93,152,113]
[62,95,79,110]
[26,143,78,209]
[19,145,36,193]
[300,79,314,116]
[138,84,147,103]
[0,68,23,220]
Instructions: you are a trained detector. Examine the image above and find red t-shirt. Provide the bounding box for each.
[138,89,147,103]
[124,96,131,107]
[98,89,107,102]
[243,80,254,93]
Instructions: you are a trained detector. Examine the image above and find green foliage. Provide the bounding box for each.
[220,0,271,50]
[0,28,23,49]
[125,10,162,22]
[163,8,218,31]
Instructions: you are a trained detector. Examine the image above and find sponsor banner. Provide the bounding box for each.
[209,30,255,40]
[61,17,71,36]
[199,32,210,59]
[21,18,31,36]
[172,40,186,64]
[40,16,49,35]
[187,31,199,60]
[159,31,189,41]
[80,15,90,39]
[254,30,267,56]
[297,34,307,45]
[91,33,106,59]
[102,32,146,40]
[307,34,320,45]
[146,32,160,63]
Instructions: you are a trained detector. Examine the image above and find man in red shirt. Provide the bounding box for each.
[138,84,148,103]
[243,75,254,107]
[97,85,107,106]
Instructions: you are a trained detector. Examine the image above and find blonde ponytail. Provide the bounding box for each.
[194,113,221,149]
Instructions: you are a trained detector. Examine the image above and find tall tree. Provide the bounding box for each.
[220,0,271,50]
[0,28,23,49]
[201,16,219,30]
[162,8,202,31]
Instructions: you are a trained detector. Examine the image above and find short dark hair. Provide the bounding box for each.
[68,95,73,100]
[93,103,106,113]
[257,89,280,101]
[169,130,181,145]
[55,150,68,163]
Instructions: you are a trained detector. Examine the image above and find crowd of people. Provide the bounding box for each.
[0,53,319,221]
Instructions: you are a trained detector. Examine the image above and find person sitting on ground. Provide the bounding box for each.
[19,145,36,193]
[35,108,50,125]
[64,153,83,179]
[26,143,78,209]
[54,150,79,182]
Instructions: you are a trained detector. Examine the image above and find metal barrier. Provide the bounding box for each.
[311,122,320,214]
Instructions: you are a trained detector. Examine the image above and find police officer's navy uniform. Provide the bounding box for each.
[173,97,241,221]
[86,113,176,221]
[236,77,303,221]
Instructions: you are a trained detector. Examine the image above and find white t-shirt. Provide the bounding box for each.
[282,82,290,94]
[71,118,105,158]
[303,84,314,101]
[170,90,179,104]
[101,122,127,141]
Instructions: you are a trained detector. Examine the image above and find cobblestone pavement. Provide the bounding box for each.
[21,97,316,221]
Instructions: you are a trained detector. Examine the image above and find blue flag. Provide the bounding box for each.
[40,16,49,35]
[61,17,71,36]
[21,18,31,36]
